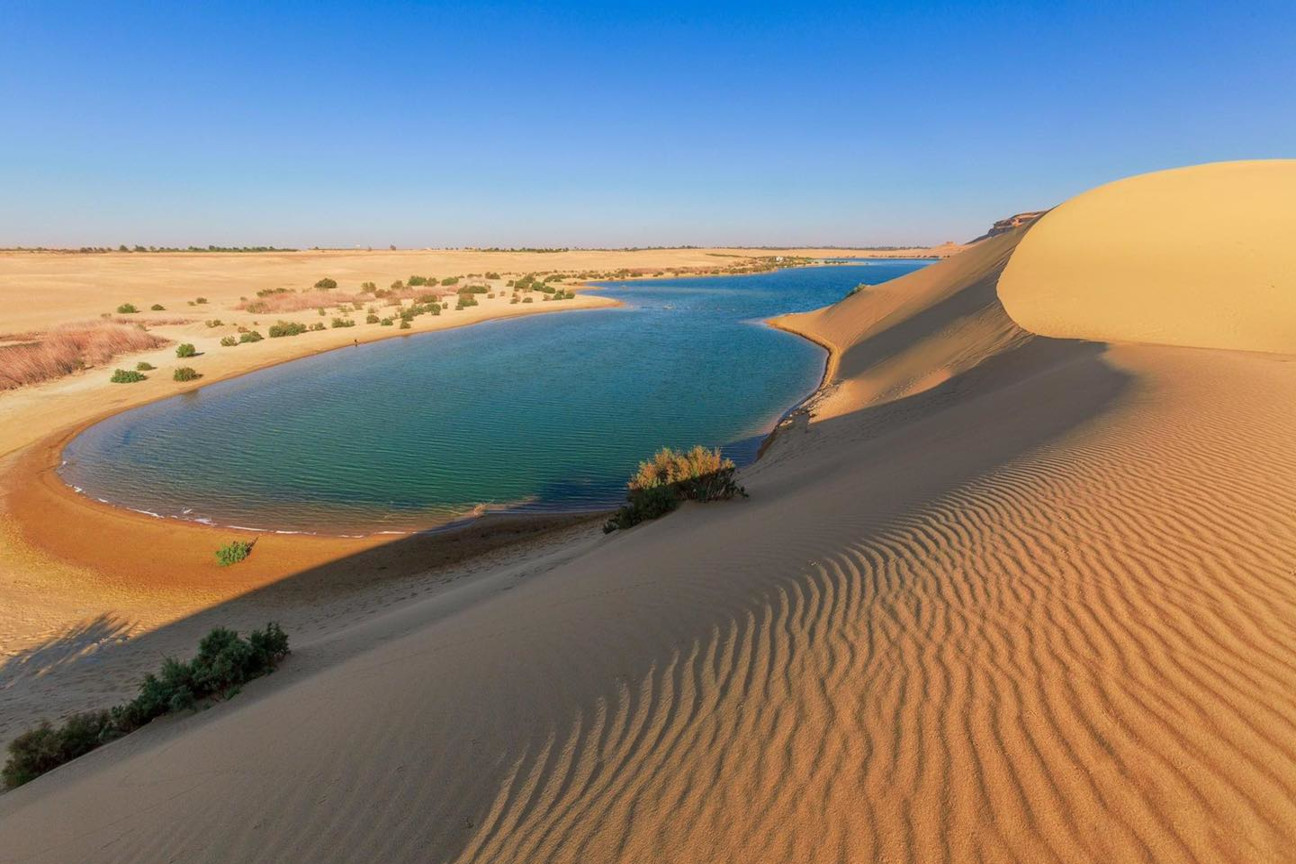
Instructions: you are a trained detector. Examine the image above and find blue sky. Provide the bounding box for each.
[2,1,1292,247]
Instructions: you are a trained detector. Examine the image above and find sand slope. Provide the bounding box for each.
[3,163,1296,863]
[999,160,1296,353]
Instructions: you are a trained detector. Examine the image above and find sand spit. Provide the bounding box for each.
[2,163,1296,862]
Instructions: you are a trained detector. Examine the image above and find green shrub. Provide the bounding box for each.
[603,446,746,533]
[380,317,393,326]
[135,361,156,371]
[522,296,534,303]
[310,322,326,331]
[510,296,520,304]
[116,303,138,314]
[220,336,237,347]
[195,297,208,304]
[110,369,146,383]
[215,539,254,566]
[399,319,411,329]
[150,303,165,311]
[3,624,290,789]
[239,330,263,343]
[366,313,380,324]
[205,319,223,328]
[360,281,377,293]
[173,367,201,382]
[331,318,355,328]
[440,276,460,286]
[269,321,308,338]
[314,277,337,290]
[459,284,488,295]
[176,343,197,358]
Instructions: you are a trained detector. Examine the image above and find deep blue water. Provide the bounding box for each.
[61,261,928,534]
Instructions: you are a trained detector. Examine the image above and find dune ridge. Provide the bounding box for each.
[2,162,1295,863]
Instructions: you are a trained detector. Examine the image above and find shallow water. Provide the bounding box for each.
[61,261,929,533]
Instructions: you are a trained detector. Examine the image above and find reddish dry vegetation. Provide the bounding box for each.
[0,321,168,390]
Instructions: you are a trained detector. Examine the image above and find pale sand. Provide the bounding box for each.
[3,165,1296,862]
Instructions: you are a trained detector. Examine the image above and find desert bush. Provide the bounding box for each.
[173,366,201,382]
[239,330,263,343]
[459,285,488,295]
[485,271,500,279]
[310,322,326,331]
[400,319,411,329]
[116,303,138,314]
[603,446,746,533]
[522,297,534,303]
[380,318,393,326]
[331,318,355,329]
[366,313,380,324]
[205,319,223,328]
[510,296,520,304]
[136,361,156,371]
[150,303,165,311]
[195,297,208,304]
[315,277,337,290]
[110,368,147,383]
[269,321,308,338]
[215,539,254,566]
[256,287,292,298]
[407,275,427,287]
[175,343,197,358]
[360,281,376,293]
[3,624,290,788]
[220,336,238,347]
[440,276,459,286]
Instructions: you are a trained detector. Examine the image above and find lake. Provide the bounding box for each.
[61,261,929,534]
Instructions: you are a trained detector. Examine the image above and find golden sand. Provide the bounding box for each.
[2,166,1295,862]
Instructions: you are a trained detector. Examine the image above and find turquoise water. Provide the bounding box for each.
[61,261,929,534]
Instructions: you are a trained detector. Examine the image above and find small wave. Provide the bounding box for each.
[127,508,163,519]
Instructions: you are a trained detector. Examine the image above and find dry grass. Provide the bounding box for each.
[0,321,168,390]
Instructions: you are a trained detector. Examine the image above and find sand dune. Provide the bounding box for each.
[3,162,1296,863]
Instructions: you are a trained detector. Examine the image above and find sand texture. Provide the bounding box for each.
[2,163,1295,862]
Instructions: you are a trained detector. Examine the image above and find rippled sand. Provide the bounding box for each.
[2,161,1295,863]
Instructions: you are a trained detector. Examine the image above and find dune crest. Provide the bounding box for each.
[998,159,1296,353]
[2,163,1295,863]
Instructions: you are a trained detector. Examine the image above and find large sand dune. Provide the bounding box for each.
[3,162,1295,862]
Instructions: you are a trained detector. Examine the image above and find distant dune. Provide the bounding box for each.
[2,162,1295,863]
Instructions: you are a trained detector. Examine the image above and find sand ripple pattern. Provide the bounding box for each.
[452,351,1296,864]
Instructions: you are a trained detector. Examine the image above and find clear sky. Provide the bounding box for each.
[2,1,1293,248]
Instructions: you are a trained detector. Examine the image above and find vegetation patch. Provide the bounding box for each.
[604,446,747,533]
[175,343,197,358]
[2,623,290,789]
[173,367,201,382]
[116,303,139,314]
[268,321,308,338]
[135,361,156,371]
[239,330,263,343]
[215,539,254,566]
[109,368,147,384]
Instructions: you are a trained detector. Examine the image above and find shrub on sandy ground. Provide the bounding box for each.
[314,277,337,290]
[176,343,197,358]
[150,303,165,311]
[109,368,146,383]
[220,336,237,347]
[136,361,156,371]
[268,321,308,338]
[366,313,380,324]
[238,330,263,344]
[116,303,138,314]
[604,446,746,533]
[400,319,411,329]
[309,322,326,331]
[173,367,201,382]
[441,276,460,286]
[215,539,254,566]
[331,318,355,328]
[3,624,290,788]
[0,322,168,390]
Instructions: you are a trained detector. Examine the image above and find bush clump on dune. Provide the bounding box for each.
[220,336,238,347]
[116,303,138,314]
[604,446,747,533]
[135,361,156,371]
[173,367,201,382]
[175,343,197,358]
[2,623,290,789]
[238,330,263,343]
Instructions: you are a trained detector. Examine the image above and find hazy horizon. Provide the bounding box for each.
[3,1,1293,248]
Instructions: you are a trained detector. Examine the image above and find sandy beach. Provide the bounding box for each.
[2,162,1296,862]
